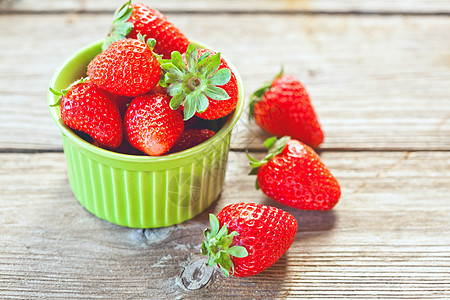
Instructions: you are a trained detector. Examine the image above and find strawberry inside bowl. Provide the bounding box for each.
[47,39,245,228]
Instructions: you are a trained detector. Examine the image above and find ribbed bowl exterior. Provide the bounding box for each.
[62,133,231,228]
[48,40,244,228]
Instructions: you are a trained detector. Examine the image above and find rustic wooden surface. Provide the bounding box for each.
[1,0,449,298]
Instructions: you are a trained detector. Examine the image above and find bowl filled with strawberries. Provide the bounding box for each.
[47,1,244,228]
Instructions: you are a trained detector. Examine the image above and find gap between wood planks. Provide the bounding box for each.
[1,10,450,16]
[0,148,449,154]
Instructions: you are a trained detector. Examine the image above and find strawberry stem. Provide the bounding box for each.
[201,214,248,277]
[161,43,232,120]
[248,67,284,120]
[247,136,291,178]
[103,0,134,51]
[48,78,88,107]
[187,77,202,91]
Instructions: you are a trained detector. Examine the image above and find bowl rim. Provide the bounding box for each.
[47,39,245,163]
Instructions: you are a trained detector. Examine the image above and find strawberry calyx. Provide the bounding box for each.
[247,136,291,188]
[201,214,248,277]
[248,68,284,120]
[49,77,88,107]
[160,44,232,120]
[102,0,134,51]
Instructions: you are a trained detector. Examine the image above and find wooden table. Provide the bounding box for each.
[1,0,449,298]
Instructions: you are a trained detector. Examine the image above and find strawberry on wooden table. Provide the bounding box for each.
[249,71,324,148]
[124,92,184,156]
[201,202,297,277]
[161,44,239,120]
[88,36,161,97]
[248,136,341,210]
[103,0,189,59]
[49,79,123,149]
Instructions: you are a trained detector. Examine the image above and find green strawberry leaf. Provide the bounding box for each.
[167,82,183,97]
[115,22,133,37]
[196,94,210,113]
[171,51,188,72]
[201,214,249,277]
[169,93,185,110]
[102,0,134,51]
[161,62,184,78]
[209,213,220,237]
[228,246,248,258]
[186,44,198,71]
[267,135,291,155]
[161,43,234,120]
[209,68,231,86]
[248,68,284,120]
[247,136,291,189]
[113,0,132,22]
[158,76,168,88]
[204,85,230,101]
[146,37,157,50]
[49,87,63,97]
[49,78,87,107]
[165,72,181,85]
[198,52,212,68]
[183,94,197,121]
[216,223,229,240]
[264,136,277,150]
[203,53,221,79]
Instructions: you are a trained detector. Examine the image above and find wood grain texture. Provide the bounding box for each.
[0,14,449,151]
[1,0,450,14]
[0,151,449,298]
[1,1,449,298]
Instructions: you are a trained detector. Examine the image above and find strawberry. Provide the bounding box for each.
[248,136,341,210]
[160,44,239,120]
[201,203,297,277]
[103,0,189,59]
[169,128,215,153]
[124,92,184,156]
[88,37,161,97]
[49,79,122,149]
[112,95,133,118]
[183,115,199,129]
[249,71,324,148]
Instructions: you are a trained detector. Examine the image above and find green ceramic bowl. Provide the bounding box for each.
[48,40,244,228]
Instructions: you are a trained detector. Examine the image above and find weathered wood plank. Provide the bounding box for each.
[0,151,449,298]
[1,0,450,14]
[0,14,449,151]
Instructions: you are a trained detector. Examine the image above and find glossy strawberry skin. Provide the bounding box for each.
[169,128,215,153]
[258,139,340,210]
[127,3,189,59]
[254,75,324,148]
[124,93,184,156]
[192,49,239,120]
[217,202,297,277]
[60,81,122,149]
[88,38,161,97]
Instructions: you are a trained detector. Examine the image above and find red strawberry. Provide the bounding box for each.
[161,44,239,120]
[49,79,122,149]
[88,37,161,97]
[201,203,297,277]
[112,95,133,118]
[169,128,215,153]
[183,115,199,129]
[249,71,324,148]
[103,1,189,59]
[124,92,184,156]
[248,136,340,210]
